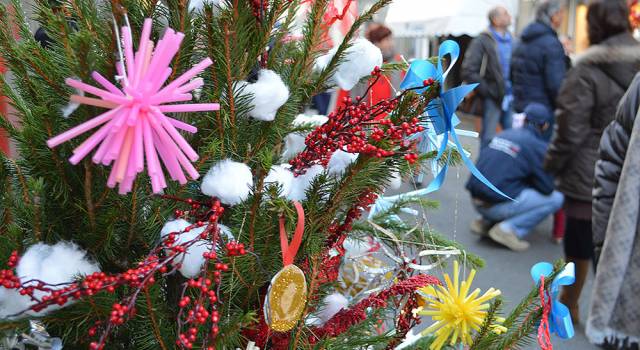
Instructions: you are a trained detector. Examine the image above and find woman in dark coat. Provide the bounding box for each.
[544,0,640,324]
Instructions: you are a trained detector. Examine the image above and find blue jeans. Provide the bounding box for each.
[475,189,564,238]
[481,98,513,149]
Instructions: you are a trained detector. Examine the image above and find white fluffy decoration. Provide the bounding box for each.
[62,88,83,118]
[287,164,324,201]
[188,0,222,12]
[327,150,358,176]
[201,159,254,205]
[242,70,289,121]
[317,293,349,325]
[161,219,210,279]
[264,164,295,198]
[389,171,403,190]
[0,242,100,319]
[282,114,328,161]
[315,38,383,90]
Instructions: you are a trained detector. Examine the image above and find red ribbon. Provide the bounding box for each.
[279,201,305,266]
[537,275,553,350]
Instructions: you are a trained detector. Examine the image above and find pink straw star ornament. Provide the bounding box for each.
[47,18,219,194]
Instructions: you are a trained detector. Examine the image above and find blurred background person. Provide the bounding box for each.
[588,73,640,350]
[511,0,568,141]
[544,0,640,325]
[466,103,563,252]
[461,6,514,149]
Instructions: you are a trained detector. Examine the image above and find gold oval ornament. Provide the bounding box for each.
[264,264,308,332]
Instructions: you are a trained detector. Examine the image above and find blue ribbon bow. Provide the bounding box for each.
[369,40,510,219]
[530,262,576,339]
[400,40,510,199]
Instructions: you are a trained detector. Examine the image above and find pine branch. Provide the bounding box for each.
[470,297,503,350]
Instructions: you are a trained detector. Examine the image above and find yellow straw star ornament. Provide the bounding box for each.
[415,261,505,350]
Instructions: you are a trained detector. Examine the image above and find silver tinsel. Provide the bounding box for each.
[0,321,62,350]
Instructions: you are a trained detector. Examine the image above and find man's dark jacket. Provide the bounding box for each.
[511,21,567,113]
[466,125,554,203]
[461,31,505,104]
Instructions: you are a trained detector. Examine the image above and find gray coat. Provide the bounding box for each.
[593,74,640,246]
[544,33,640,202]
[461,31,506,104]
[587,73,640,347]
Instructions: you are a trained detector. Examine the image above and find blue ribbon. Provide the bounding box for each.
[530,262,576,340]
[400,40,511,199]
[369,40,511,219]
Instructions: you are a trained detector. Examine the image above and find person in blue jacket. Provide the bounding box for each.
[511,0,568,140]
[466,103,564,251]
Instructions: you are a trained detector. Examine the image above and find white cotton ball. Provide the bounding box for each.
[160,218,191,238]
[0,242,100,319]
[161,219,211,278]
[316,293,349,325]
[61,89,83,118]
[242,70,290,121]
[287,164,324,201]
[201,159,254,205]
[316,38,383,90]
[281,114,328,161]
[188,0,222,12]
[389,171,403,190]
[292,114,329,127]
[0,288,27,319]
[282,133,306,161]
[327,150,358,176]
[264,164,295,197]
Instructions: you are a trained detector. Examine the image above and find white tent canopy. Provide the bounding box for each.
[385,0,519,38]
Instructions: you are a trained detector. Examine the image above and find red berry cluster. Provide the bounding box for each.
[7,250,18,267]
[289,67,430,176]
[176,261,234,349]
[108,303,131,326]
[226,241,246,256]
[251,0,268,20]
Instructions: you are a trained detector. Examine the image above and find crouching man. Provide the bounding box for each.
[466,103,564,251]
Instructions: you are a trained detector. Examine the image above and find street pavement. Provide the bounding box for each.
[395,117,598,350]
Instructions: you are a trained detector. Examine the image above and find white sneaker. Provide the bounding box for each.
[488,224,530,251]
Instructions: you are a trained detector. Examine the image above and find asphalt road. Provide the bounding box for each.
[394,117,598,350]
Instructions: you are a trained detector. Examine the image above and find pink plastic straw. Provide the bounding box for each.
[91,71,124,95]
[48,19,219,194]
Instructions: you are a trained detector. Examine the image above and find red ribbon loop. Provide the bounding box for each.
[279,201,305,266]
[537,275,553,350]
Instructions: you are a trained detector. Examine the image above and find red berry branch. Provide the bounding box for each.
[0,197,247,350]
[289,68,435,176]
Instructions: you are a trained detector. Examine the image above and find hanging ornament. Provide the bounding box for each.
[405,261,505,350]
[46,18,220,194]
[264,201,308,332]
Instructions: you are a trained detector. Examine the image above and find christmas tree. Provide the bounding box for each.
[0,1,568,349]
